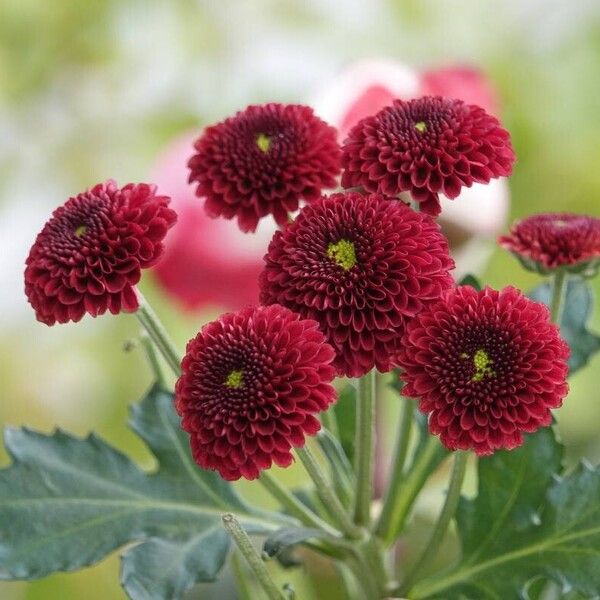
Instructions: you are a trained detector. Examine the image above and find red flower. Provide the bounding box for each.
[24,181,176,325]
[175,305,337,481]
[260,192,455,377]
[188,103,341,233]
[341,96,515,216]
[397,286,569,455]
[151,133,276,311]
[499,213,600,275]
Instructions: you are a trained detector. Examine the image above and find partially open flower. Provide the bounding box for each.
[397,286,569,455]
[24,181,176,325]
[341,96,515,216]
[498,213,600,276]
[188,103,341,233]
[175,304,337,480]
[260,191,455,377]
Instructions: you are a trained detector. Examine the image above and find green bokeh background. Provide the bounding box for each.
[1,1,599,598]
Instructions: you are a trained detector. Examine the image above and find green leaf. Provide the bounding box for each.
[0,385,291,599]
[121,528,230,600]
[529,278,600,374]
[459,274,482,290]
[263,527,324,559]
[410,427,600,599]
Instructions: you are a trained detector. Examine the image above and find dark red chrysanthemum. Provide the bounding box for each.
[175,304,337,481]
[188,103,341,233]
[24,180,176,325]
[260,192,455,377]
[341,96,515,216]
[397,286,569,455]
[499,213,600,275]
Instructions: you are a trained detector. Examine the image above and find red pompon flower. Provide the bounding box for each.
[175,305,337,480]
[498,213,600,276]
[188,103,341,233]
[397,286,569,455]
[260,192,455,377]
[24,180,176,325]
[341,96,515,216]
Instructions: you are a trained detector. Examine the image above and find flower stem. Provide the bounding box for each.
[377,435,443,546]
[400,451,468,594]
[353,370,375,527]
[374,399,415,539]
[222,514,285,600]
[296,446,363,539]
[139,330,167,388]
[134,289,181,377]
[231,551,256,600]
[550,269,567,324]
[258,470,340,537]
[320,405,339,440]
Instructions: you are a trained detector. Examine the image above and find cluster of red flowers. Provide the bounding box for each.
[25,94,576,480]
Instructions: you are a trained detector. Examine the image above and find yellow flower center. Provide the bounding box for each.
[256,133,271,153]
[327,239,357,270]
[225,369,244,389]
[415,121,427,133]
[74,224,88,238]
[470,349,495,382]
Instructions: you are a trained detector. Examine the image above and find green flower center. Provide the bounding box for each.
[414,121,427,133]
[469,349,495,382]
[256,133,271,153]
[225,369,244,389]
[327,239,357,270]
[74,224,88,238]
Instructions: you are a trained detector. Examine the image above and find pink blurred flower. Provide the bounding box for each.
[311,59,510,271]
[150,133,275,311]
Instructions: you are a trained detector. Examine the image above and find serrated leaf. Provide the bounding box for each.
[0,385,291,599]
[529,278,600,374]
[121,528,230,600]
[410,427,600,599]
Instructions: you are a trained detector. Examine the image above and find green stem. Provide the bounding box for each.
[296,446,363,539]
[258,471,340,537]
[550,269,567,324]
[320,406,339,440]
[231,551,256,600]
[134,289,181,377]
[222,514,285,600]
[354,370,375,526]
[316,429,354,508]
[139,330,167,388]
[375,399,415,539]
[400,451,468,594]
[378,435,444,546]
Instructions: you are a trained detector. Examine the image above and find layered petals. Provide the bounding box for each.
[24,180,176,325]
[397,286,570,455]
[175,305,337,481]
[260,191,455,377]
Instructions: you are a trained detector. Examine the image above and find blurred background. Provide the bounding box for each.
[1,0,600,598]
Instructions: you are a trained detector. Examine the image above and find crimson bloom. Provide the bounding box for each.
[260,192,455,377]
[24,181,176,325]
[397,286,569,455]
[341,96,515,216]
[175,304,337,481]
[188,103,341,233]
[499,213,600,276]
